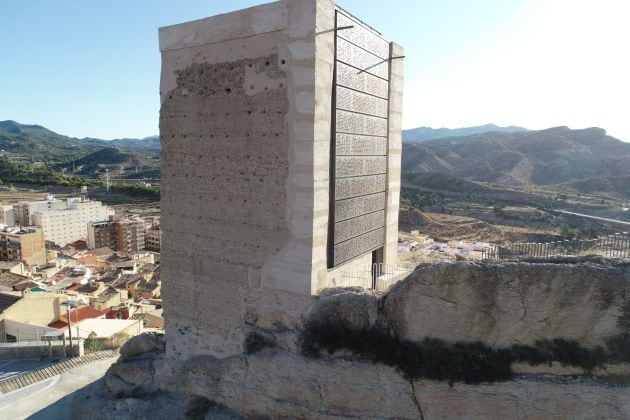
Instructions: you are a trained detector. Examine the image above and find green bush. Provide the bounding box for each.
[84,331,103,353]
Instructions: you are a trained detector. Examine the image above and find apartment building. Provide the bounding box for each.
[0,226,46,266]
[114,218,145,254]
[32,198,110,247]
[87,216,145,253]
[13,195,66,225]
[144,225,161,252]
[87,220,114,250]
[0,205,15,226]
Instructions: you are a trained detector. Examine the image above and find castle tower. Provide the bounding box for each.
[159,0,403,359]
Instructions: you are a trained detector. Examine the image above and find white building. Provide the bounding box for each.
[0,205,15,226]
[32,199,111,247]
[13,195,67,226]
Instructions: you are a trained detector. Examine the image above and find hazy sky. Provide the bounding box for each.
[1,0,629,141]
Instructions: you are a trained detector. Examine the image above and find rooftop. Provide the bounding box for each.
[137,280,160,292]
[0,272,30,288]
[0,293,21,314]
[49,305,105,329]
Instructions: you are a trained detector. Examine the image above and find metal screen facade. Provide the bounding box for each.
[328,9,391,268]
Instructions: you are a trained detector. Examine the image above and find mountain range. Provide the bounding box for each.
[0,120,159,179]
[2,120,629,197]
[402,126,630,197]
[402,123,528,143]
[0,120,159,163]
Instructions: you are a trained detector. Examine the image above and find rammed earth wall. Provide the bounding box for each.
[159,0,403,359]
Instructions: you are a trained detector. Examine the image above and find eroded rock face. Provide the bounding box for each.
[414,377,630,419]
[162,349,420,419]
[101,263,630,418]
[384,262,628,348]
[119,332,166,361]
[303,287,382,332]
[105,333,166,398]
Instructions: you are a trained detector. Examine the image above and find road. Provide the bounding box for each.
[0,355,117,419]
[0,359,53,382]
[558,210,630,227]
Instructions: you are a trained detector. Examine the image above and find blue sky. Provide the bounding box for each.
[1,0,629,141]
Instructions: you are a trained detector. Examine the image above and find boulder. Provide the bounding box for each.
[303,287,381,332]
[383,262,628,348]
[105,333,166,398]
[119,332,166,362]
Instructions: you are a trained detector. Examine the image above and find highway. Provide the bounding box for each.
[558,210,630,227]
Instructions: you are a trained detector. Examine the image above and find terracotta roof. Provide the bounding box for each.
[0,293,21,314]
[48,320,68,329]
[49,305,105,328]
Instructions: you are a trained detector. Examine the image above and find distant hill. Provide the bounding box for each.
[57,147,159,178]
[0,120,159,163]
[0,120,102,162]
[0,120,160,179]
[402,124,527,143]
[402,126,630,197]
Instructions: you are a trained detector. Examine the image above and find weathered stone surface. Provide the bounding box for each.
[167,350,419,419]
[106,357,157,398]
[414,377,630,419]
[383,262,629,348]
[93,262,630,418]
[304,287,381,331]
[119,333,166,362]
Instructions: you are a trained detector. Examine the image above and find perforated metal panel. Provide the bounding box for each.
[328,10,391,268]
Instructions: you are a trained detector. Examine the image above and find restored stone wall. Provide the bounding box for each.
[160,0,400,358]
[159,0,403,360]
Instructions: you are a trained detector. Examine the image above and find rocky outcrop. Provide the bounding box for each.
[100,262,630,418]
[383,262,628,349]
[413,377,630,419]
[105,333,165,397]
[160,350,420,419]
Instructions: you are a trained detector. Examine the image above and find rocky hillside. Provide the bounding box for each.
[57,147,159,179]
[0,120,160,179]
[402,127,630,194]
[0,120,159,163]
[403,123,527,143]
[80,262,630,418]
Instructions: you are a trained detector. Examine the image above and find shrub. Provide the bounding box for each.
[84,331,102,353]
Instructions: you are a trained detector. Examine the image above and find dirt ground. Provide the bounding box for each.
[399,209,558,245]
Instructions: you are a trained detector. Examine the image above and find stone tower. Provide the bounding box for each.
[159,0,403,359]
